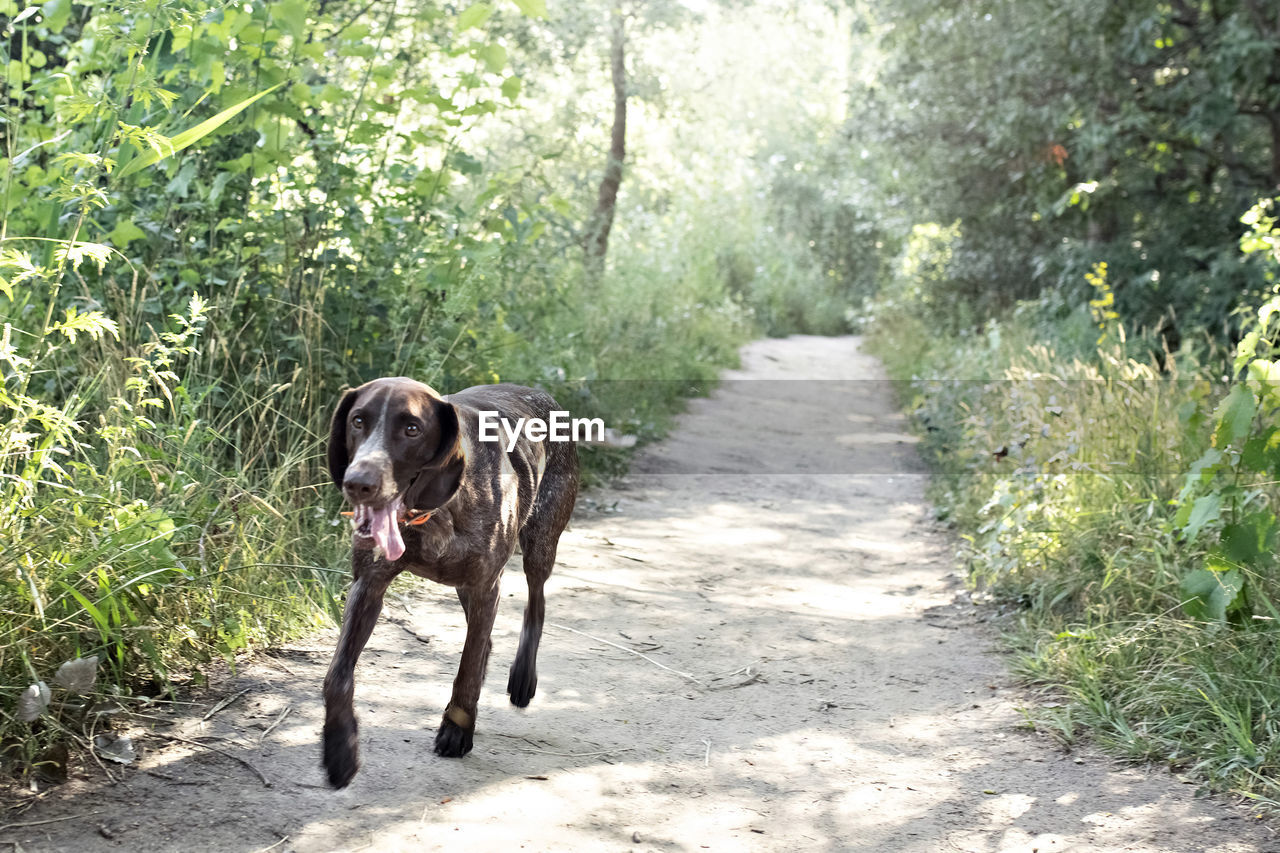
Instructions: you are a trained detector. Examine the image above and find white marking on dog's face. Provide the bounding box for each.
[344,387,405,506]
[349,392,393,470]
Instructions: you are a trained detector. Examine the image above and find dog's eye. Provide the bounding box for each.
[352,415,364,429]
[405,423,421,438]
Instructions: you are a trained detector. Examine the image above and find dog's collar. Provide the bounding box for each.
[339,508,434,527]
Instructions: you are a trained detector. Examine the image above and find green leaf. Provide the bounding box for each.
[269,0,309,41]
[1258,293,1280,330]
[1179,493,1221,543]
[501,75,522,102]
[7,58,30,86]
[480,43,508,73]
[11,5,39,26]
[53,241,113,273]
[1220,513,1275,564]
[1247,357,1280,382]
[1247,358,1280,409]
[511,0,546,16]
[1180,565,1244,622]
[108,219,147,247]
[458,2,492,30]
[1184,447,1223,489]
[48,307,120,343]
[1240,427,1278,472]
[116,83,283,178]
[0,248,42,294]
[318,83,346,104]
[165,162,197,198]
[449,151,483,175]
[1212,383,1256,449]
[62,584,109,639]
[1234,330,1261,376]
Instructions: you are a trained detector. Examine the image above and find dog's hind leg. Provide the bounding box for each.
[507,533,554,708]
[323,552,398,788]
[508,450,578,709]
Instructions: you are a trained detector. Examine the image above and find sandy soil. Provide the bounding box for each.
[3,335,1277,852]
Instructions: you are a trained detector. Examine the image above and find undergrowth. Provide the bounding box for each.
[865,208,1280,809]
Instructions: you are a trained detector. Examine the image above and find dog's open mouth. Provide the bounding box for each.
[344,498,436,561]
[350,495,407,561]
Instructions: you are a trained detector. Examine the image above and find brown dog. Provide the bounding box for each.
[323,377,578,788]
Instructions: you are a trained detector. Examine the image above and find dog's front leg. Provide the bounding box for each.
[434,579,501,757]
[323,551,398,788]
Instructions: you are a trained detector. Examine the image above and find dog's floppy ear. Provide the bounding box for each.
[328,388,360,489]
[405,398,464,511]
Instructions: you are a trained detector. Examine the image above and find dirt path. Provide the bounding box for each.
[6,336,1277,852]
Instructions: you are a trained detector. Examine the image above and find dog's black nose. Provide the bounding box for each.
[343,469,379,502]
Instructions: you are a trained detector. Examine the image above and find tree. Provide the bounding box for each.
[584,0,628,281]
[847,0,1280,336]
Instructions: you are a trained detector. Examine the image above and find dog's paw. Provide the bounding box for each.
[323,716,360,788]
[434,715,474,757]
[507,661,538,708]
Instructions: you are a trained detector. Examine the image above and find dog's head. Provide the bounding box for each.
[328,378,465,557]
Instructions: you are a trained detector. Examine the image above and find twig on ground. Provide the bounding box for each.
[710,671,764,690]
[152,733,271,788]
[258,706,292,745]
[702,739,711,766]
[144,770,205,786]
[202,688,251,722]
[124,712,179,726]
[71,717,115,784]
[490,732,549,750]
[712,663,759,679]
[547,622,704,686]
[514,746,635,758]
[249,835,289,853]
[261,655,298,677]
[0,811,103,832]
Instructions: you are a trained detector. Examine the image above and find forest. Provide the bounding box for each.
[3,0,1280,811]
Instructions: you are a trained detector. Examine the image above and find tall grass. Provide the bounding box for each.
[867,286,1280,807]
[0,291,345,690]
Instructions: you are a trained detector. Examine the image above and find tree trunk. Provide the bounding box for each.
[584,4,626,280]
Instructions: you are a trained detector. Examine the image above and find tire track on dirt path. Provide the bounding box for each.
[6,335,1276,852]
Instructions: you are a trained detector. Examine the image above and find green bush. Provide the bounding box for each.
[867,213,1280,804]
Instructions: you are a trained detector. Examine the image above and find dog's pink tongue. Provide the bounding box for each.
[370,500,405,561]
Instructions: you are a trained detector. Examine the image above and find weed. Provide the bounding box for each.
[868,227,1280,804]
